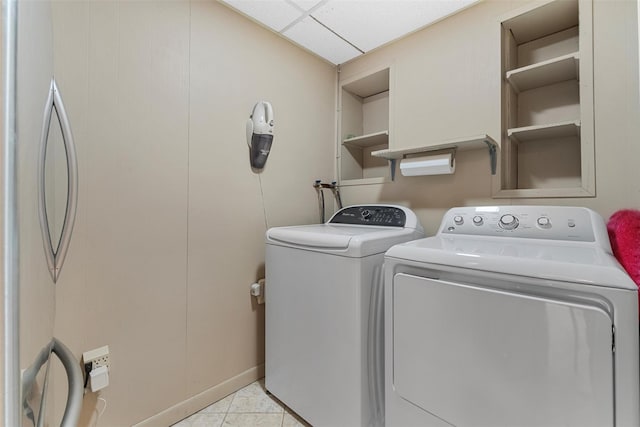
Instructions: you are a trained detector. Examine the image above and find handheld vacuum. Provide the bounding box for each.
[246,101,274,170]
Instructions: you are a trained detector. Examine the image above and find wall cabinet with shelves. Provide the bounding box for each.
[339,67,391,185]
[497,0,594,198]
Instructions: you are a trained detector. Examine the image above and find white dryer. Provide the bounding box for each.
[266,205,424,427]
[384,206,639,427]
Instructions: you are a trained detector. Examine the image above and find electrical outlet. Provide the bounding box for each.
[83,345,110,371]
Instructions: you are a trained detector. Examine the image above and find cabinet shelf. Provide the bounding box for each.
[339,66,391,183]
[508,121,580,143]
[506,52,579,93]
[342,130,389,148]
[371,134,498,179]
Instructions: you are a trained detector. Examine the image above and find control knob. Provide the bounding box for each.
[361,209,371,220]
[472,215,484,226]
[537,216,551,229]
[453,215,464,225]
[499,214,519,230]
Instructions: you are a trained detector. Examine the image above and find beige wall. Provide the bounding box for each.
[50,1,335,425]
[338,0,640,235]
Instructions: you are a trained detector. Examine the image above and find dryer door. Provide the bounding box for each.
[392,273,614,427]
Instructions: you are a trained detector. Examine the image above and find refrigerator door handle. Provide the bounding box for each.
[37,78,78,283]
[21,339,83,427]
[52,338,83,427]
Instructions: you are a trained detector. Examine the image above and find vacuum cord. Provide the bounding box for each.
[258,174,269,230]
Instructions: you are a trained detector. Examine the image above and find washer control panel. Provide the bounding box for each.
[440,206,599,242]
[330,205,407,227]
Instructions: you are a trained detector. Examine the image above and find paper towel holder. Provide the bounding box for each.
[369,134,498,181]
[400,148,456,177]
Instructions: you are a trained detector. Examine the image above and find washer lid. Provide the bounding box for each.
[385,235,637,290]
[267,224,422,257]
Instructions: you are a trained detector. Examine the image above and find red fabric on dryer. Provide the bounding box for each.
[607,209,640,317]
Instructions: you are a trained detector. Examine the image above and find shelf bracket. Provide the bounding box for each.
[486,141,497,175]
[390,159,396,181]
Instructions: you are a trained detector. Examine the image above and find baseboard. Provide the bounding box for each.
[133,364,265,427]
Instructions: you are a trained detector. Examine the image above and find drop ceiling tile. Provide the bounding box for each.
[312,0,478,52]
[220,0,303,32]
[283,16,361,64]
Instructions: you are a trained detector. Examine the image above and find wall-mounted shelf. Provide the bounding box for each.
[343,130,389,148]
[339,66,391,184]
[506,52,579,93]
[508,120,580,142]
[497,0,594,198]
[371,134,498,180]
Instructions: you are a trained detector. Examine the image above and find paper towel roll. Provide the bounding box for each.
[399,153,455,176]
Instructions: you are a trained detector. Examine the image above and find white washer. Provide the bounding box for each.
[266,205,424,427]
[384,206,639,427]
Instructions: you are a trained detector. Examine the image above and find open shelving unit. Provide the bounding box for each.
[496,0,595,198]
[338,67,391,185]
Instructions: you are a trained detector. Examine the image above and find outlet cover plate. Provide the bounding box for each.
[83,345,110,369]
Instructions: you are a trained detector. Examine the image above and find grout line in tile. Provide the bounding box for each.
[174,379,313,426]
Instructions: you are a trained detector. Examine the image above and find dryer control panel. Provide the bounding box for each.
[329,205,407,227]
[439,206,608,243]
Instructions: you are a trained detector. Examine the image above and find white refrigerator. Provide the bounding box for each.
[3,0,83,425]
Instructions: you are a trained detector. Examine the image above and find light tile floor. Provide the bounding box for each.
[172,379,311,427]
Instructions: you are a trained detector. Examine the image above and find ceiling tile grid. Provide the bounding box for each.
[221,0,302,32]
[286,0,327,12]
[220,0,479,65]
[282,16,362,64]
